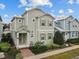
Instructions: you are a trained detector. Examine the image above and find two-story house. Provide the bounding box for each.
[10,8,55,49]
[0,16,3,41]
[55,15,79,41]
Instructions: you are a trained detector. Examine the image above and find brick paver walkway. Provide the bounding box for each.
[20,48,35,58]
[23,45,79,59]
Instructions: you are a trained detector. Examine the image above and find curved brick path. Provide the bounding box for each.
[20,48,34,58]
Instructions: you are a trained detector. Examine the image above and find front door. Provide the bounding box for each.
[19,33,27,45]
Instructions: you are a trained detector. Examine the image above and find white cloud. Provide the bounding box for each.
[30,0,53,7]
[4,14,9,18]
[25,7,32,11]
[3,14,11,23]
[68,0,74,4]
[59,9,64,14]
[0,3,6,9]
[18,0,27,8]
[68,0,79,4]
[76,0,79,4]
[18,0,53,8]
[67,9,74,14]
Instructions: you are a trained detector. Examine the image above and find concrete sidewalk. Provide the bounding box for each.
[23,45,79,59]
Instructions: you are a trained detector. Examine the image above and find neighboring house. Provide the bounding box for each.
[55,15,79,41]
[10,8,55,49]
[0,16,3,41]
[3,24,10,34]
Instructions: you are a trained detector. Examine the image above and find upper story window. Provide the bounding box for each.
[40,20,46,26]
[48,21,52,26]
[33,19,35,22]
[40,33,46,40]
[57,22,60,25]
[19,19,22,23]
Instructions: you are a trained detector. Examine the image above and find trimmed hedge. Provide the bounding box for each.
[30,42,48,54]
[53,31,64,45]
[66,38,79,44]
[30,45,48,54]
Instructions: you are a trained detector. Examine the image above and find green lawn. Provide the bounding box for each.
[43,48,79,59]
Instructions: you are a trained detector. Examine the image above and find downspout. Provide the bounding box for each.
[69,21,71,39]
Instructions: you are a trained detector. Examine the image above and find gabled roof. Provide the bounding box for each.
[39,13,55,19]
[11,16,24,22]
[55,15,67,21]
[55,15,77,22]
[65,15,74,20]
[0,16,2,22]
[65,15,79,23]
[74,18,79,23]
[22,8,45,16]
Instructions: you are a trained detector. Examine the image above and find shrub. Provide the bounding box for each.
[66,38,79,44]
[0,42,10,52]
[1,33,14,46]
[46,43,54,50]
[15,53,23,59]
[52,44,61,49]
[8,47,20,59]
[53,31,65,45]
[30,42,48,54]
[30,46,48,54]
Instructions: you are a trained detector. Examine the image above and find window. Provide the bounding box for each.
[40,20,46,26]
[31,31,33,37]
[66,33,67,35]
[48,33,52,39]
[57,22,60,25]
[33,19,35,22]
[40,42,44,45]
[75,25,77,27]
[76,32,78,36]
[19,19,22,22]
[40,33,45,40]
[73,25,74,27]
[48,21,52,26]
[72,32,74,37]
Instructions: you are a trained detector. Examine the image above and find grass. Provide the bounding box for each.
[43,48,79,59]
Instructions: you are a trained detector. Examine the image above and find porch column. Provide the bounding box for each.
[16,33,19,49]
[27,33,30,47]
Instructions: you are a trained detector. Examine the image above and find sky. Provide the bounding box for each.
[0,0,79,23]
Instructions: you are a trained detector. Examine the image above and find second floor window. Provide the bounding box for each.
[48,21,52,26]
[40,20,46,26]
[19,19,22,23]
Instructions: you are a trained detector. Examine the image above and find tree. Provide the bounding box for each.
[53,31,64,45]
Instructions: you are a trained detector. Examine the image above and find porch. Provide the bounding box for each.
[16,32,30,49]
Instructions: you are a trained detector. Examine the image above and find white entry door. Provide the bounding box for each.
[19,33,27,45]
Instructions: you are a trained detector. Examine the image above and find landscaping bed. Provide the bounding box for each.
[43,48,79,59]
[0,42,22,59]
[30,42,68,54]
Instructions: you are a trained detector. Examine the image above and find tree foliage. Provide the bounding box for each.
[53,31,64,45]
